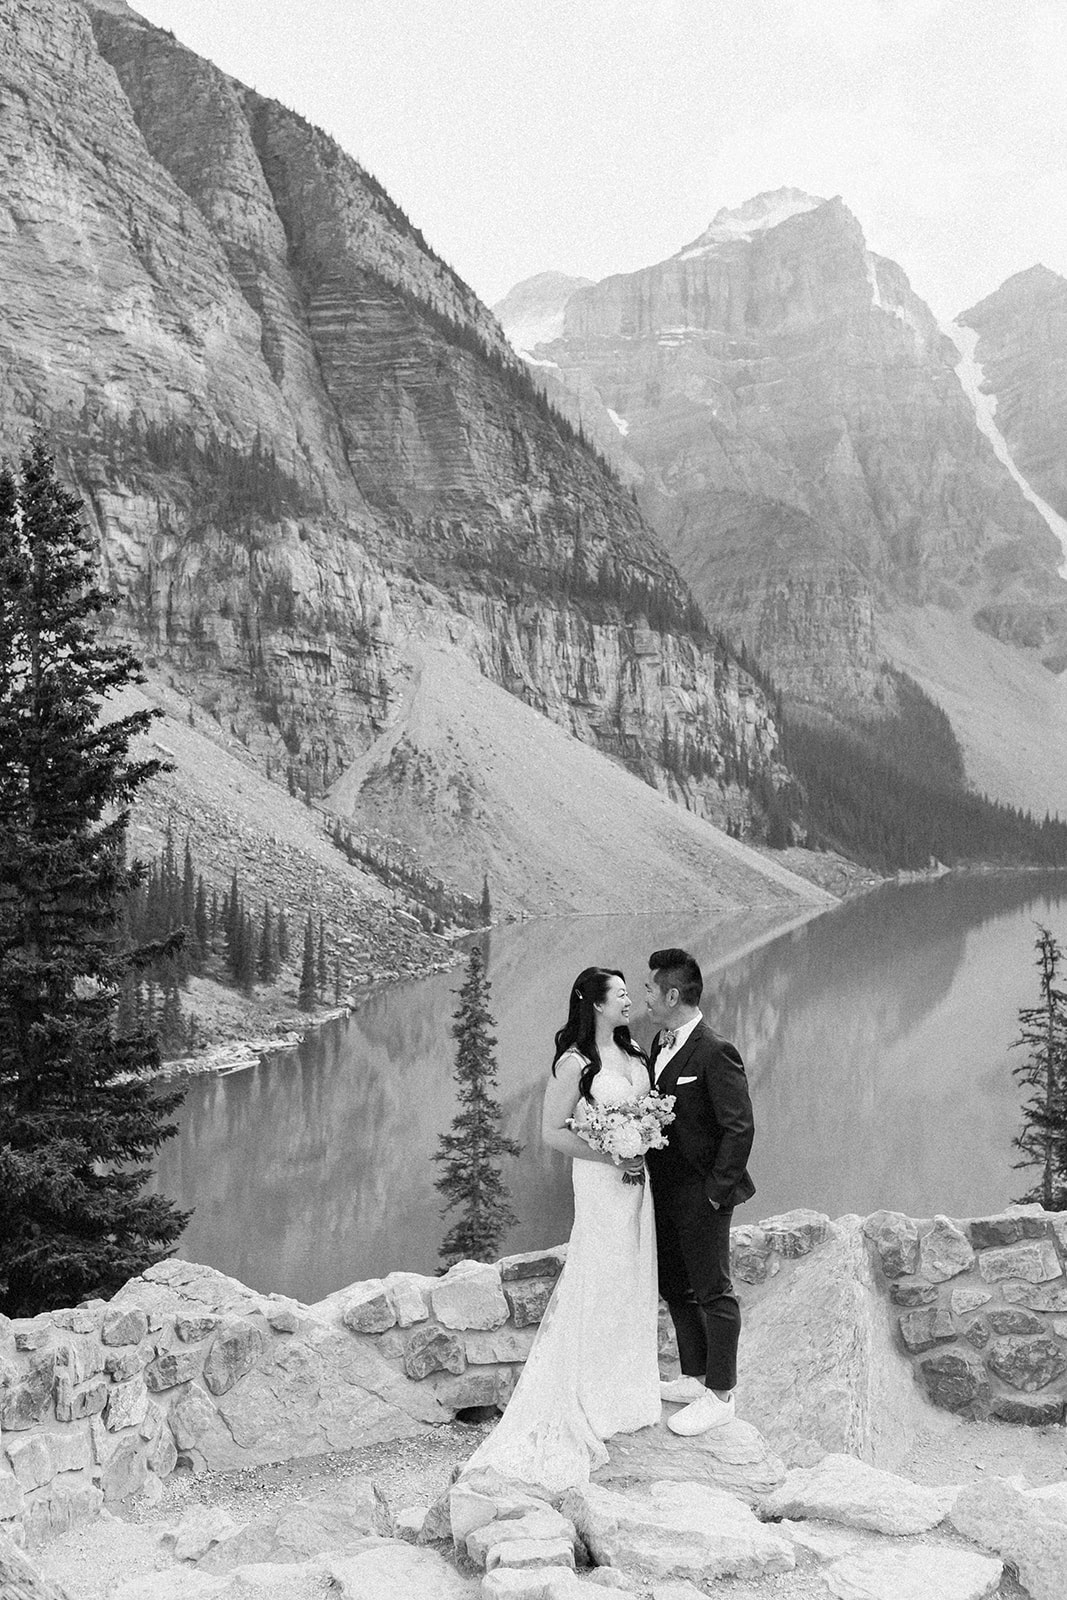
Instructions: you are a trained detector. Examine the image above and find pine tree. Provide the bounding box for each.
[434,944,521,1266]
[1012,926,1067,1209]
[316,914,327,995]
[480,874,492,926]
[257,903,276,985]
[0,439,188,1315]
[298,915,317,1011]
[277,908,290,964]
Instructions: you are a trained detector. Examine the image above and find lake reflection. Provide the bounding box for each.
[154,874,1067,1301]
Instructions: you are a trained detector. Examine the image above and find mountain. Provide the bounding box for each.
[0,0,828,917]
[496,194,1067,813]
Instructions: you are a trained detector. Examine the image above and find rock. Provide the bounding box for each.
[403,1324,467,1380]
[594,1415,785,1504]
[0,1463,23,1519]
[1027,1483,1067,1518]
[104,1376,151,1433]
[989,1309,1045,1334]
[498,1249,566,1282]
[963,1319,990,1349]
[202,1319,265,1396]
[986,1334,1067,1390]
[392,1506,427,1543]
[586,1570,640,1592]
[977,1241,1062,1284]
[967,1213,1051,1249]
[951,1287,992,1316]
[102,1307,149,1347]
[950,1477,1067,1600]
[431,1263,510,1331]
[759,1453,956,1534]
[992,1396,1065,1424]
[433,1368,509,1412]
[447,1469,549,1543]
[1003,1281,1067,1312]
[325,1541,473,1599]
[382,1273,432,1327]
[823,1544,1002,1599]
[917,1351,988,1412]
[465,1327,538,1364]
[54,1373,109,1423]
[735,1216,932,1468]
[265,1305,299,1335]
[466,1509,575,1568]
[560,1479,794,1581]
[481,1570,582,1600]
[100,1432,149,1504]
[105,1346,149,1381]
[503,1281,556,1329]
[897,1307,954,1351]
[169,1386,217,1450]
[757,1210,832,1258]
[342,1280,397,1336]
[487,1537,576,1572]
[0,1356,55,1429]
[919,1218,976,1281]
[175,1316,220,1343]
[862,1212,919,1279]
[780,1520,865,1561]
[146,1349,204,1391]
[730,1226,778,1284]
[888,1280,938,1307]
[6,1434,53,1492]
[33,1428,91,1476]
[172,1505,242,1562]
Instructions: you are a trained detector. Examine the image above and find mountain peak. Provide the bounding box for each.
[678,188,827,258]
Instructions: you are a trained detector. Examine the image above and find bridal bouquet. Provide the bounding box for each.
[567,1089,676,1186]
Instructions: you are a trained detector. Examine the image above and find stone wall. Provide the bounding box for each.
[0,1247,564,1546]
[5,1205,1067,1550]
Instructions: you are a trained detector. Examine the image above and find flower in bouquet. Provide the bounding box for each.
[566,1088,675,1185]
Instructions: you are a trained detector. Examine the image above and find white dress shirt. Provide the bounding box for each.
[653,1012,702,1083]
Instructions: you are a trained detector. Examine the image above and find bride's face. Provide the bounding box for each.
[596,975,632,1030]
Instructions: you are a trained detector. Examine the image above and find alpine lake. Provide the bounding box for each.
[152,872,1067,1303]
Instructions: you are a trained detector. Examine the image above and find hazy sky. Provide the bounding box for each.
[130,0,1067,318]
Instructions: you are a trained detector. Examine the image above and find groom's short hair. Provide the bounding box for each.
[649,948,702,1007]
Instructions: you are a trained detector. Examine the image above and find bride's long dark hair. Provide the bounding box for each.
[552,966,647,1102]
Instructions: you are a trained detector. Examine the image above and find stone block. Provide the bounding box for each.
[51,1305,103,1335]
[978,1241,1062,1284]
[968,1213,1051,1249]
[595,1416,786,1504]
[498,1248,566,1282]
[447,1468,548,1543]
[148,1423,177,1479]
[105,1345,149,1381]
[100,1431,148,1504]
[102,1307,149,1347]
[918,1350,988,1413]
[36,1427,91,1476]
[20,1473,102,1542]
[324,1542,473,1600]
[174,1315,219,1343]
[504,1279,556,1329]
[889,1280,938,1307]
[465,1326,538,1364]
[170,1504,241,1562]
[145,1348,204,1391]
[823,1544,1004,1600]
[266,1304,299,1334]
[758,1209,832,1258]
[403,1324,466,1380]
[54,1333,104,1386]
[431,1263,509,1331]
[393,1505,427,1543]
[759,1453,956,1534]
[989,1309,1045,1335]
[992,1395,1066,1425]
[898,1306,955,1352]
[919,1217,975,1282]
[168,1386,217,1451]
[963,1319,990,1349]
[467,1508,575,1568]
[987,1335,1067,1391]
[432,1367,507,1412]
[54,1373,108,1423]
[731,1226,778,1285]
[377,1328,407,1360]
[5,1434,53,1492]
[488,1537,577,1572]
[342,1279,397,1335]
[950,1477,1067,1600]
[482,1571,582,1600]
[0,1355,55,1429]
[951,1287,992,1316]
[1003,1281,1067,1312]
[383,1271,433,1326]
[202,1319,265,1396]
[862,1211,919,1278]
[12,1317,50,1352]
[0,1462,24,1519]
[104,1376,150,1433]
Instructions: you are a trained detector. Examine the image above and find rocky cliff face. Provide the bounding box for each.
[498,191,1067,711]
[958,265,1067,525]
[0,0,790,878]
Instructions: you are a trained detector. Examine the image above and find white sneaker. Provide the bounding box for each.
[666,1390,735,1436]
[659,1376,708,1405]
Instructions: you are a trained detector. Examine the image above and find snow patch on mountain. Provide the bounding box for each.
[607,409,629,436]
[947,321,1067,575]
[678,188,825,258]
[493,271,592,354]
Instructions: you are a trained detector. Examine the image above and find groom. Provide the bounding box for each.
[644,947,755,1436]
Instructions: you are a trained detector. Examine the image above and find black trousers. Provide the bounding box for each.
[654,1179,739,1391]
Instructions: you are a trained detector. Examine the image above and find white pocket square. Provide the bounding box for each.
[676,1075,697,1084]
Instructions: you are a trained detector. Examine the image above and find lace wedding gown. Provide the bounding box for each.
[462,1057,661,1493]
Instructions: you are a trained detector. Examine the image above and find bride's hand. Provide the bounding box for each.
[620,1157,645,1176]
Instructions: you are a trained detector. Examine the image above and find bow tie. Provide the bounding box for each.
[660,1029,677,1052]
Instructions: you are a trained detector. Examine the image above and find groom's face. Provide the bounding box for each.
[644,970,675,1028]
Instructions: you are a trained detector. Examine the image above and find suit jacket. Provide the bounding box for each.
[646,1019,756,1210]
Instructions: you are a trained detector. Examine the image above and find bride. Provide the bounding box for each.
[462,966,661,1493]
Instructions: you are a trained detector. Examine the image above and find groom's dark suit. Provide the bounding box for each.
[646,1019,755,1391]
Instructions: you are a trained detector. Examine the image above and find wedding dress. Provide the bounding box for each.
[462,1055,661,1493]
